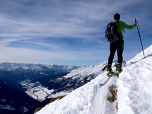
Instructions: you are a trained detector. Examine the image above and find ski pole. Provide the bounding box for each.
[135,18,145,58]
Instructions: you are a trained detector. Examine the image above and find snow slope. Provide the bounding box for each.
[36,44,152,114]
[117,45,152,114]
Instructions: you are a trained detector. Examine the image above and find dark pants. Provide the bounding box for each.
[108,40,124,64]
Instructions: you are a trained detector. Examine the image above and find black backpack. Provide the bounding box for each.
[105,21,122,43]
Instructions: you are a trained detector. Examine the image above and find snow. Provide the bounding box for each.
[0,104,16,110]
[1,99,6,102]
[0,62,81,73]
[117,45,152,114]
[64,64,104,79]
[50,91,70,98]
[20,106,29,113]
[26,85,54,102]
[21,61,106,102]
[36,44,152,114]
[21,80,54,102]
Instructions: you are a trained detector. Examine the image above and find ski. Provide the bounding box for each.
[99,61,126,88]
[99,73,118,87]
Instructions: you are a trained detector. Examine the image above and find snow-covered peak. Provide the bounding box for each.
[36,44,152,114]
[63,62,107,79]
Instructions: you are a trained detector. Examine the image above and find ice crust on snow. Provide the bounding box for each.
[36,44,152,114]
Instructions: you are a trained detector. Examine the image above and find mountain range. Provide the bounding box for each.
[0,62,81,83]
[0,63,83,113]
[0,62,105,113]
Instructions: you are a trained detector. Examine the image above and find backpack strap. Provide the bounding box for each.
[123,28,125,33]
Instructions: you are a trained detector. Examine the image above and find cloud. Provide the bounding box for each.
[0,0,151,65]
[0,0,147,39]
[0,45,108,65]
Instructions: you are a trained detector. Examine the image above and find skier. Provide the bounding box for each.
[107,13,138,75]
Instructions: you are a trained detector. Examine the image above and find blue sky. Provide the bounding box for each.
[0,0,152,65]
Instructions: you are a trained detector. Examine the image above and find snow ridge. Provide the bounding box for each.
[36,44,152,114]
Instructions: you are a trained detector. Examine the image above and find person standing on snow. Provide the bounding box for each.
[107,13,138,75]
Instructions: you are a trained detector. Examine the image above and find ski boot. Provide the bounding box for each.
[116,63,122,75]
[107,64,113,76]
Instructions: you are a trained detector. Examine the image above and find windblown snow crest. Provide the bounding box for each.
[36,44,152,114]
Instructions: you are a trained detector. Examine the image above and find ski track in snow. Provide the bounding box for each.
[36,44,152,114]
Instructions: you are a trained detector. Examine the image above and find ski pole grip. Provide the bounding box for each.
[135,18,137,22]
